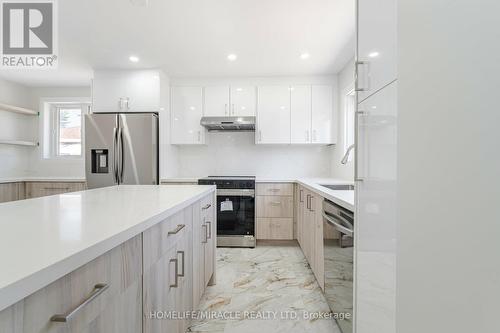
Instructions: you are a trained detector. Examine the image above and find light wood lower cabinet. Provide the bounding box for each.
[143,192,216,333]
[0,182,24,203]
[0,235,143,333]
[202,195,216,288]
[256,218,293,240]
[25,182,87,199]
[0,192,217,333]
[256,183,294,240]
[296,185,325,290]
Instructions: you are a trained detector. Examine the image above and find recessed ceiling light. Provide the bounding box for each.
[300,53,310,60]
[227,54,237,61]
[129,55,139,63]
[368,51,379,58]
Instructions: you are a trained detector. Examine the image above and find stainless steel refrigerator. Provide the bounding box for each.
[85,113,159,189]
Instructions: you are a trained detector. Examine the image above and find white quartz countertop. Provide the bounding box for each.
[0,185,215,311]
[296,178,354,211]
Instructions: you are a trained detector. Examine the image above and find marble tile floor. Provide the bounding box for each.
[187,241,342,333]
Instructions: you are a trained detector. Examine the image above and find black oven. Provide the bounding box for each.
[198,176,256,248]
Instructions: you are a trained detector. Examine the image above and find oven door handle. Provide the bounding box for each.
[323,212,354,237]
[217,189,255,197]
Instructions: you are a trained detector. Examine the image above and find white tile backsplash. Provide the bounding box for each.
[176,132,333,179]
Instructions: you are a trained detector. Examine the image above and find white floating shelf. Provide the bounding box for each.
[0,140,39,147]
[0,102,38,116]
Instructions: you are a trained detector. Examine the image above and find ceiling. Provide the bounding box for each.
[0,0,355,87]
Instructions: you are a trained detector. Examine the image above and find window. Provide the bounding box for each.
[57,107,82,156]
[344,89,356,162]
[44,102,89,159]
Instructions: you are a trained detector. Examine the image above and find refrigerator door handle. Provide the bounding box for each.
[112,127,118,184]
[117,126,124,183]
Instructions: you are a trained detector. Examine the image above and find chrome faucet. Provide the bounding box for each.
[341,144,355,164]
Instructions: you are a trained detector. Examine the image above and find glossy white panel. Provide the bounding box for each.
[290,85,312,144]
[355,81,397,333]
[92,70,161,112]
[357,0,397,102]
[171,86,205,144]
[230,86,256,117]
[311,85,335,144]
[204,86,230,117]
[256,86,291,144]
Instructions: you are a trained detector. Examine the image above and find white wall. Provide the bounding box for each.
[330,58,355,180]
[170,75,337,179]
[0,78,36,178]
[27,86,91,178]
[176,132,333,179]
[158,72,179,179]
[397,1,500,332]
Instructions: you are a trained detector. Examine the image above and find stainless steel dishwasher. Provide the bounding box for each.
[322,199,354,333]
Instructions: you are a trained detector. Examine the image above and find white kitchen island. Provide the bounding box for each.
[0,185,216,333]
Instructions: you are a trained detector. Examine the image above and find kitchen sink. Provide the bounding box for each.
[320,184,355,191]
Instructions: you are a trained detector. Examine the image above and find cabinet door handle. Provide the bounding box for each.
[50,283,109,322]
[202,203,211,210]
[355,111,367,182]
[125,97,130,110]
[355,61,370,92]
[206,221,212,239]
[202,224,208,243]
[168,224,185,235]
[306,194,311,210]
[310,196,315,212]
[299,189,304,203]
[177,250,185,277]
[170,258,179,287]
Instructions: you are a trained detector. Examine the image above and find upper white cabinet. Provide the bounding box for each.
[204,86,230,117]
[356,0,397,102]
[204,86,256,117]
[311,85,335,144]
[230,86,256,116]
[171,86,205,145]
[290,85,312,144]
[92,70,162,112]
[257,86,291,144]
[290,85,335,144]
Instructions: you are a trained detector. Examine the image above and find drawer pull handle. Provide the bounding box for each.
[202,203,212,210]
[269,188,280,192]
[168,224,185,235]
[206,221,212,239]
[177,251,185,277]
[50,283,109,322]
[270,201,282,206]
[170,258,179,287]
